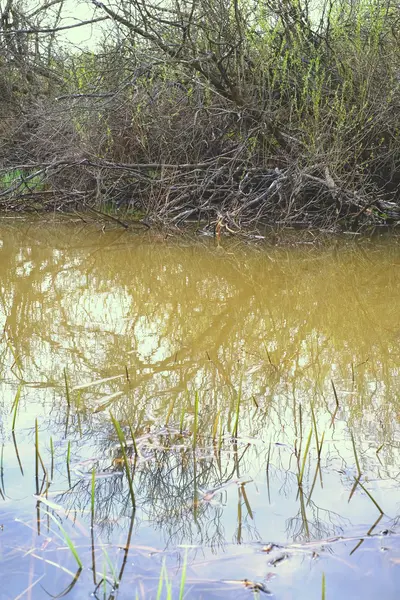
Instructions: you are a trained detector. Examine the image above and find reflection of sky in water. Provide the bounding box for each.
[0,222,399,598]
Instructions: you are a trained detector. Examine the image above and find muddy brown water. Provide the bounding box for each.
[0,219,400,599]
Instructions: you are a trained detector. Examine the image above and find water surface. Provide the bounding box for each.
[0,220,400,599]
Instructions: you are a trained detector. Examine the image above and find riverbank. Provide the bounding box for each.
[0,0,399,232]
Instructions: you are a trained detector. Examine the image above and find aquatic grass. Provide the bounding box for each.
[179,549,188,600]
[165,395,176,427]
[64,367,71,407]
[212,409,221,444]
[45,510,83,568]
[91,468,96,523]
[0,444,4,498]
[350,431,362,479]
[356,478,384,514]
[266,441,271,504]
[10,383,22,431]
[330,379,340,425]
[376,443,384,456]
[123,411,138,459]
[193,391,199,451]
[66,440,72,487]
[91,470,97,585]
[12,431,24,475]
[298,428,313,489]
[50,436,54,481]
[102,546,119,587]
[232,384,242,439]
[156,559,174,600]
[179,402,186,434]
[35,418,40,495]
[110,412,136,508]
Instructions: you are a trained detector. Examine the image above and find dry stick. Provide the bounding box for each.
[0,16,109,35]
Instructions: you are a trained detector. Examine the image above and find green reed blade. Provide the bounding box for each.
[11,383,22,431]
[45,511,82,568]
[50,436,54,481]
[91,467,96,521]
[179,402,185,434]
[356,478,384,514]
[298,428,313,487]
[193,391,199,450]
[110,412,136,508]
[66,440,71,487]
[123,411,138,458]
[350,430,362,478]
[179,549,188,600]
[35,419,40,495]
[64,367,71,407]
[322,573,326,600]
[232,384,242,439]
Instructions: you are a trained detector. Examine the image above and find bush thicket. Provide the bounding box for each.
[0,0,399,231]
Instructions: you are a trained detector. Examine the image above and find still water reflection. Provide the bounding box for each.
[0,220,400,599]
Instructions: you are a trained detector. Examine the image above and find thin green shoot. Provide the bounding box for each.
[179,403,185,434]
[350,431,362,478]
[110,412,136,508]
[66,440,71,487]
[298,428,313,488]
[310,402,319,453]
[266,441,271,504]
[356,478,384,514]
[165,395,176,427]
[45,511,83,568]
[193,391,199,450]
[12,431,24,475]
[330,379,339,425]
[232,385,242,439]
[123,411,138,459]
[102,546,118,586]
[0,444,4,497]
[64,367,71,407]
[50,436,54,481]
[212,410,220,443]
[156,559,166,600]
[35,419,40,495]
[322,573,326,600]
[179,549,188,600]
[91,468,96,523]
[11,384,23,431]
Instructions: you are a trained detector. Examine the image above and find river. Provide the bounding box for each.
[0,219,399,599]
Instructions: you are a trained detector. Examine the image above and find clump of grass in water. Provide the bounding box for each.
[155,551,188,600]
